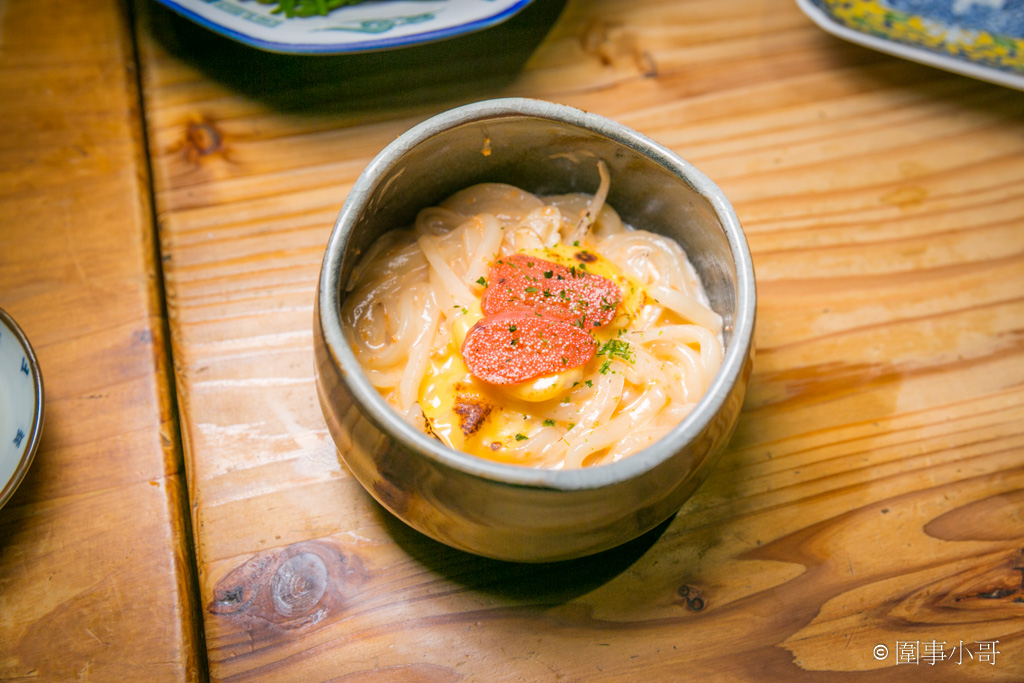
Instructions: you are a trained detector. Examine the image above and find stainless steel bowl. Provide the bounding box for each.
[314,98,755,562]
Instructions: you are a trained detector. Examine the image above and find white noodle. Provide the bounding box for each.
[565,384,669,468]
[465,214,504,286]
[416,206,466,236]
[397,289,440,411]
[418,234,476,309]
[648,284,722,334]
[571,160,610,241]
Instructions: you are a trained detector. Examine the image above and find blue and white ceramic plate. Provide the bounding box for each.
[796,0,1024,90]
[0,308,43,510]
[153,0,537,54]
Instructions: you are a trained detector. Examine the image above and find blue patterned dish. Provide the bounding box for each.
[152,0,537,54]
[0,308,43,510]
[797,0,1024,90]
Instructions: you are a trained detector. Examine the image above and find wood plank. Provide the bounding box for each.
[0,0,204,679]
[137,0,1024,678]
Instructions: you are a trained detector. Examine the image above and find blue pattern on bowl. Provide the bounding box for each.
[799,0,1024,89]
[883,0,1024,37]
[152,0,537,54]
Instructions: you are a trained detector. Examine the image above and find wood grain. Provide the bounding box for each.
[0,0,204,679]
[136,0,1024,679]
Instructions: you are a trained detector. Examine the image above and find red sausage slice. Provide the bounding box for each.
[481,254,621,329]
[461,311,597,385]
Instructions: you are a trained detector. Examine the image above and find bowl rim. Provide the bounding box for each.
[0,306,44,510]
[318,97,755,491]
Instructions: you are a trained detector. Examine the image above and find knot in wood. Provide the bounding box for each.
[186,121,222,157]
[271,552,328,618]
[677,584,705,611]
[208,540,367,633]
[210,555,273,615]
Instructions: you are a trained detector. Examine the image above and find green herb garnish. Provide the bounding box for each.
[257,0,378,18]
[598,338,634,363]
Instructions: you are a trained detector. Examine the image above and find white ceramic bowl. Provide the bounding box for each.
[0,308,44,510]
[153,0,537,55]
[314,98,756,562]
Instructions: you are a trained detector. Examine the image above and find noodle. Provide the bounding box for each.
[571,160,611,241]
[341,166,723,469]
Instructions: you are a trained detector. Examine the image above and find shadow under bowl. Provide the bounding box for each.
[314,98,755,563]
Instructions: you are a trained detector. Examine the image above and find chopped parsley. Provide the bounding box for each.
[515,433,528,441]
[525,286,539,293]
[585,379,593,387]
[598,338,634,363]
[542,419,555,427]
[476,276,487,286]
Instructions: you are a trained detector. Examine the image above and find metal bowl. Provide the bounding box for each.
[314,98,755,562]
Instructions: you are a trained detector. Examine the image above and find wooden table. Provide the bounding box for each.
[0,1,202,679]
[3,0,1022,679]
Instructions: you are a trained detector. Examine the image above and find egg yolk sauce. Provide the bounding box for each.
[417,244,647,463]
